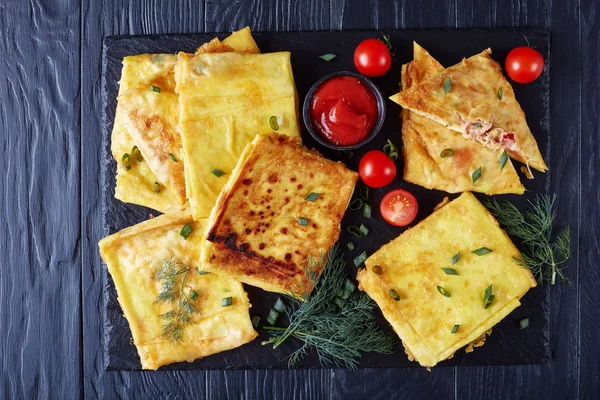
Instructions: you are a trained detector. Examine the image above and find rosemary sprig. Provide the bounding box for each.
[154,259,199,342]
[262,245,396,369]
[484,195,571,285]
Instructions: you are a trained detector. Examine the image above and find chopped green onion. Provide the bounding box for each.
[346,242,355,251]
[169,153,178,162]
[451,324,460,334]
[359,223,369,237]
[189,289,199,301]
[440,148,455,158]
[483,284,495,309]
[150,85,161,93]
[360,186,369,201]
[252,315,261,329]
[349,198,364,211]
[436,286,451,297]
[472,247,492,256]
[305,192,320,201]
[452,252,461,265]
[153,181,161,193]
[131,146,143,162]
[344,278,356,293]
[500,150,508,171]
[519,318,530,329]
[298,217,309,226]
[441,268,459,276]
[273,298,286,313]
[363,203,372,218]
[212,169,226,177]
[196,268,210,275]
[498,87,503,100]
[388,152,399,161]
[389,289,400,301]
[222,297,232,307]
[347,225,364,237]
[267,309,280,326]
[382,35,392,51]
[353,251,367,268]
[443,77,451,94]
[179,222,193,240]
[319,53,337,61]
[372,265,383,275]
[383,140,399,161]
[269,116,279,131]
[337,288,351,300]
[121,153,131,171]
[472,166,482,182]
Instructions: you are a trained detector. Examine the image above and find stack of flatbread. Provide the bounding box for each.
[390,43,547,195]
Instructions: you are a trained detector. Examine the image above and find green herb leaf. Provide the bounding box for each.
[360,186,369,201]
[436,286,451,297]
[298,217,309,226]
[472,247,492,256]
[443,77,451,94]
[319,53,337,61]
[305,192,320,202]
[196,268,210,275]
[353,251,367,268]
[252,315,261,329]
[500,150,508,171]
[189,289,199,301]
[372,265,383,275]
[452,251,461,265]
[267,309,280,326]
[150,85,161,93]
[440,148,455,158]
[346,242,355,251]
[359,223,369,237]
[441,267,459,276]
[383,139,399,160]
[131,146,143,162]
[269,116,279,131]
[451,324,460,334]
[169,153,178,162]
[498,87,503,100]
[154,181,161,193]
[121,153,131,171]
[179,222,193,240]
[389,289,400,301]
[519,318,530,329]
[273,297,287,313]
[483,284,495,309]
[344,278,356,293]
[347,225,363,237]
[212,169,226,177]
[349,198,364,211]
[363,203,372,218]
[472,166,482,182]
[222,297,232,307]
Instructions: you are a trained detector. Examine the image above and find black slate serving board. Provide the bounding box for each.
[101,29,551,370]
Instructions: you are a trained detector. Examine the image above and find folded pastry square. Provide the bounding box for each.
[201,133,358,296]
[357,192,536,367]
[175,51,301,219]
[98,209,257,370]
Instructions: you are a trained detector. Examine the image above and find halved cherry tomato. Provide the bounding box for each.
[359,150,396,188]
[354,39,392,77]
[505,47,544,83]
[380,189,418,227]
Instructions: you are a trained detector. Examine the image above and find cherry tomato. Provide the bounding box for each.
[354,39,392,77]
[505,46,544,83]
[359,150,396,188]
[380,189,418,227]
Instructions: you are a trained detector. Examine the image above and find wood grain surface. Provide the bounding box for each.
[0,0,597,398]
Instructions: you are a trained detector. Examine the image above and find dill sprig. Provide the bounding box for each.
[154,259,199,342]
[484,195,571,285]
[261,245,396,369]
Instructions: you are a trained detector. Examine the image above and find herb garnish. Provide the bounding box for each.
[131,146,143,162]
[443,77,451,94]
[154,181,161,193]
[442,268,459,276]
[121,153,131,170]
[498,87,503,100]
[222,297,232,307]
[353,251,367,268]
[262,246,396,369]
[383,139,399,161]
[485,195,571,285]
[452,251,461,265]
[298,217,309,226]
[363,203,372,218]
[169,153,178,162]
[389,289,400,301]
[305,192,320,201]
[319,53,337,61]
[437,286,451,297]
[500,150,508,170]
[519,318,530,329]
[360,186,369,201]
[372,265,383,275]
[154,260,199,342]
[346,242,355,251]
[150,85,161,93]
[472,247,492,256]
[451,324,460,334]
[269,116,279,131]
[472,166,482,182]
[179,222,193,240]
[440,148,455,158]
[212,169,226,177]
[483,284,495,309]
[349,198,364,211]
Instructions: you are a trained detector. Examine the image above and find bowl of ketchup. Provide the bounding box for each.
[303,71,386,150]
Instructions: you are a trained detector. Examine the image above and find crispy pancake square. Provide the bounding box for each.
[357,192,536,367]
[201,133,358,296]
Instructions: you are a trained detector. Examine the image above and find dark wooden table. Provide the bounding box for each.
[1,0,598,398]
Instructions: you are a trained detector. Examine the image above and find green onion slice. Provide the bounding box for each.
[347,225,363,237]
[273,298,286,313]
[212,169,226,177]
[169,153,178,162]
[472,166,482,182]
[519,318,530,329]
[363,203,372,218]
[222,297,233,307]
[319,53,337,61]
[349,198,364,211]
[500,150,508,171]
[153,181,160,193]
[389,289,400,301]
[440,148,455,158]
[298,217,309,226]
[441,268,459,276]
[196,268,210,275]
[498,87,503,100]
[483,284,495,309]
[451,324,460,334]
[443,77,451,94]
[150,85,161,93]
[267,309,280,326]
[251,315,261,329]
[452,251,461,265]
[360,186,369,201]
[346,242,355,251]
[353,251,367,268]
[269,116,279,131]
[189,289,199,301]
[344,278,356,293]
[179,222,193,240]
[372,265,383,275]
[359,223,369,237]
[305,192,320,201]
[437,286,451,297]
[472,247,492,256]
[131,146,143,162]
[383,140,399,161]
[121,153,131,171]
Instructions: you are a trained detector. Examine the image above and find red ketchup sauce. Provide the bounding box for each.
[309,76,378,146]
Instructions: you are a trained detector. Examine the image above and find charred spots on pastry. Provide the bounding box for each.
[312,223,318,229]
[259,243,266,250]
[284,197,290,203]
[242,178,253,185]
[267,188,272,193]
[239,243,250,252]
[280,227,288,234]
[297,184,303,190]
[249,210,255,217]
[207,231,217,241]
[224,233,238,251]
[268,174,278,184]
[245,228,252,235]
[267,256,274,262]
[290,177,297,182]
[243,190,249,196]
[284,253,292,261]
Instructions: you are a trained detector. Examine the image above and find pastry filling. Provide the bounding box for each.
[462,119,516,152]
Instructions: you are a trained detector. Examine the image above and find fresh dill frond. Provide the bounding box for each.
[262,245,397,369]
[484,195,571,285]
[153,259,199,342]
